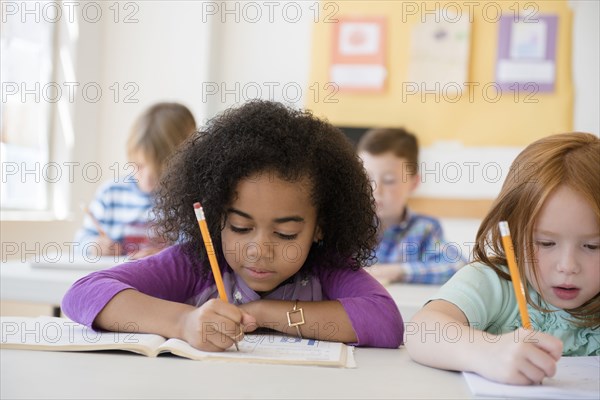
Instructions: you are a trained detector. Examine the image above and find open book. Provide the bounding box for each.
[463,356,599,399]
[0,316,355,368]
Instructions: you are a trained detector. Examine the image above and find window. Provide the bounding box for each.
[1,3,56,213]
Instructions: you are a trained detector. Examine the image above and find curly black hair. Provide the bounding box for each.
[154,100,378,277]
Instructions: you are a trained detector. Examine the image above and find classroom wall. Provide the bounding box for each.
[306,0,576,147]
[95,2,212,173]
[570,0,600,135]
[207,1,314,116]
[1,0,598,259]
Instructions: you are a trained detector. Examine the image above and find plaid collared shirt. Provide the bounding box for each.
[375,208,466,284]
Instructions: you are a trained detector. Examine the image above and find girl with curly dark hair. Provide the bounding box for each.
[63,100,404,351]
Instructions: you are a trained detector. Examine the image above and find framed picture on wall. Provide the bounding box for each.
[407,10,471,93]
[496,14,558,93]
[330,17,387,92]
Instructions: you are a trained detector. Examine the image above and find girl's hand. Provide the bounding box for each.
[478,328,563,385]
[128,245,164,260]
[179,299,256,352]
[92,235,123,257]
[366,264,403,284]
[238,301,263,332]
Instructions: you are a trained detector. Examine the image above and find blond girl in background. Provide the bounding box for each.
[76,102,196,258]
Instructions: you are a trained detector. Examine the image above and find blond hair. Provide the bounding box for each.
[473,132,600,328]
[127,102,196,174]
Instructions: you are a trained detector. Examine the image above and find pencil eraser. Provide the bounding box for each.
[498,221,510,236]
[193,202,205,220]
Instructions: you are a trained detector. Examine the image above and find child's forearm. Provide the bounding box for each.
[397,261,461,284]
[367,263,404,283]
[242,300,357,343]
[369,261,461,285]
[407,301,564,385]
[405,308,486,372]
[94,289,195,340]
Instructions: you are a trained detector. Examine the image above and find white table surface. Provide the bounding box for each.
[0,346,470,399]
[1,262,90,305]
[385,283,439,322]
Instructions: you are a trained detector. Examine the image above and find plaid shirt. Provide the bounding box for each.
[375,208,465,284]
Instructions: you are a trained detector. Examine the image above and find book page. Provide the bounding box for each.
[160,334,355,368]
[463,356,600,399]
[2,317,355,367]
[0,316,166,357]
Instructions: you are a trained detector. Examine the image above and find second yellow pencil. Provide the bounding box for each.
[499,221,532,330]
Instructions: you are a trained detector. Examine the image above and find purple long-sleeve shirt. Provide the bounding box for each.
[62,245,404,348]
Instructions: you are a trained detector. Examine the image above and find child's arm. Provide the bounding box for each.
[77,212,124,257]
[406,300,563,385]
[365,263,403,284]
[128,245,164,259]
[94,289,254,351]
[239,299,356,343]
[89,235,124,257]
[62,246,254,352]
[240,268,404,348]
[76,184,124,257]
[368,222,465,284]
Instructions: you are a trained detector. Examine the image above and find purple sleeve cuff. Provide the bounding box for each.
[338,294,404,348]
[62,278,134,327]
[319,267,404,348]
[61,245,202,327]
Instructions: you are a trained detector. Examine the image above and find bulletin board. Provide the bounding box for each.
[306,0,573,147]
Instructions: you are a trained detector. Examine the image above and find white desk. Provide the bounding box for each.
[0,347,470,399]
[1,262,90,305]
[386,283,440,322]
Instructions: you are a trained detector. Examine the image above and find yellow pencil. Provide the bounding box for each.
[193,202,239,350]
[499,221,532,330]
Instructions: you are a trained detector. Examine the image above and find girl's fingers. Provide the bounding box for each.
[518,361,548,385]
[205,331,238,351]
[241,312,258,333]
[199,336,229,352]
[209,299,244,323]
[203,300,245,347]
[525,344,559,379]
[202,314,240,350]
[531,332,563,361]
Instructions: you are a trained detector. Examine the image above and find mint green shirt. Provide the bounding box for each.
[431,263,599,356]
